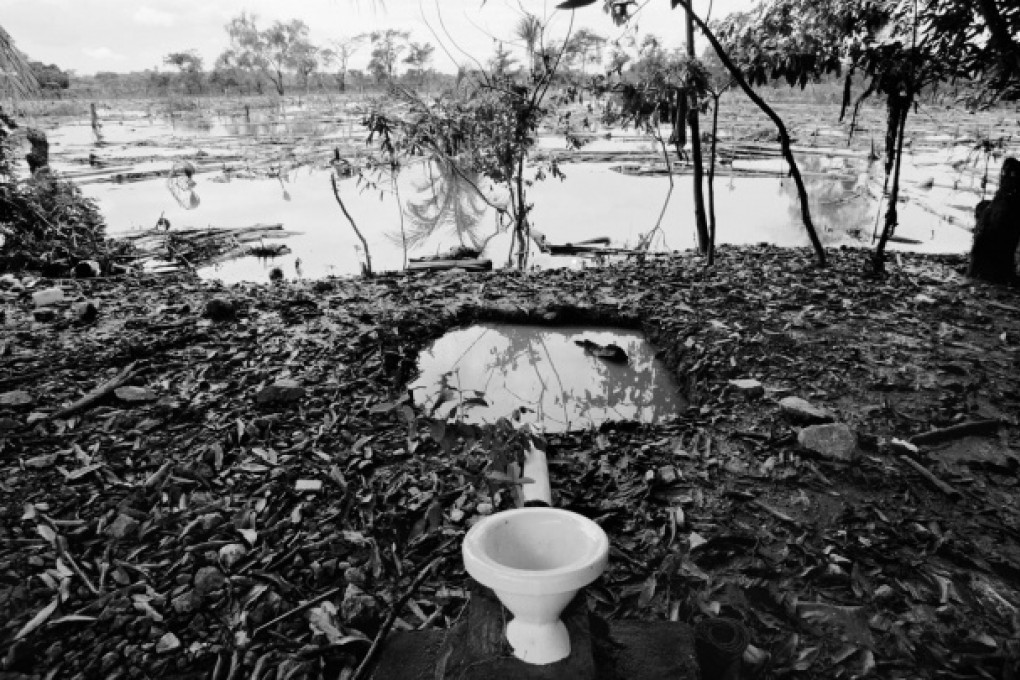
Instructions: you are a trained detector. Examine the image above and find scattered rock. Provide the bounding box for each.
[295,479,323,492]
[218,543,248,569]
[340,583,376,624]
[106,513,140,540]
[780,396,835,423]
[256,379,305,405]
[171,591,199,614]
[71,300,98,323]
[798,424,858,462]
[32,287,64,307]
[155,632,180,654]
[0,390,33,407]
[32,308,57,323]
[203,298,238,321]
[194,566,226,596]
[656,465,680,485]
[73,260,102,278]
[728,378,764,398]
[114,386,158,403]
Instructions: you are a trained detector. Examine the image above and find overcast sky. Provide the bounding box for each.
[0,0,751,76]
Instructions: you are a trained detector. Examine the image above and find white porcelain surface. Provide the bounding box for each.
[462,508,609,664]
[520,444,553,505]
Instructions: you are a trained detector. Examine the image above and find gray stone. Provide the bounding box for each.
[155,632,180,654]
[780,396,835,423]
[218,543,248,569]
[0,390,33,407]
[194,566,226,596]
[32,287,64,307]
[256,379,305,404]
[114,386,158,403]
[203,298,237,321]
[171,591,199,614]
[728,379,764,398]
[798,424,858,462]
[107,513,139,540]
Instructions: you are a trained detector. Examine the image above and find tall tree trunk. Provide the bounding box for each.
[685,8,710,254]
[673,0,827,266]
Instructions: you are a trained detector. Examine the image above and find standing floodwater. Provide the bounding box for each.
[409,324,685,432]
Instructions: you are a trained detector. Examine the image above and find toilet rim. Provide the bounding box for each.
[462,508,609,594]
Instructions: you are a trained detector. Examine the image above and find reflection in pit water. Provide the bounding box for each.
[409,324,685,433]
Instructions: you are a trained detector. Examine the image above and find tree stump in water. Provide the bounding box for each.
[968,157,1020,284]
[25,128,49,174]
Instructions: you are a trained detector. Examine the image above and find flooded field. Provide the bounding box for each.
[22,95,1020,283]
[408,324,684,432]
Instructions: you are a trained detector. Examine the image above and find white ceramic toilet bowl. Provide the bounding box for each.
[462,507,609,665]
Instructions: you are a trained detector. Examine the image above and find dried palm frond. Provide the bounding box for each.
[0,24,39,100]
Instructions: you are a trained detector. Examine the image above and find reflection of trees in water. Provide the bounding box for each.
[172,115,214,133]
[441,324,684,432]
[400,158,492,249]
[780,154,874,243]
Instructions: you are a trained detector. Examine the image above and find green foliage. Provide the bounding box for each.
[217,13,316,95]
[0,109,118,273]
[403,42,435,84]
[363,41,573,268]
[28,61,69,90]
[714,0,1019,106]
[365,30,410,83]
[163,50,204,95]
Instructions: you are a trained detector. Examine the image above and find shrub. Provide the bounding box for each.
[0,107,128,273]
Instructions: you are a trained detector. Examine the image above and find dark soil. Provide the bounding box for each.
[1,245,1019,679]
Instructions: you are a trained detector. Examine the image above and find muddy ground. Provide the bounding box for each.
[1,245,1019,679]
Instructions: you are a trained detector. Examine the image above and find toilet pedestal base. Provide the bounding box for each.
[370,583,700,680]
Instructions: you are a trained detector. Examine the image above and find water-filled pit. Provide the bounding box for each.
[408,324,685,433]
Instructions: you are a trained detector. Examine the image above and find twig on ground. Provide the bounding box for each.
[898,455,962,498]
[252,586,343,639]
[909,419,1000,446]
[48,361,139,421]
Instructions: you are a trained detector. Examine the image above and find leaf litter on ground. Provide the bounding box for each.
[0,244,1019,679]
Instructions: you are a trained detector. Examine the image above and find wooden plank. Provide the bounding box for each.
[406,259,493,272]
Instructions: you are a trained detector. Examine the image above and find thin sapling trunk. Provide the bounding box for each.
[872,92,912,272]
[685,8,710,254]
[330,173,373,276]
[707,92,722,265]
[673,0,827,267]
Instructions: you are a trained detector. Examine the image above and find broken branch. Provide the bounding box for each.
[48,362,139,421]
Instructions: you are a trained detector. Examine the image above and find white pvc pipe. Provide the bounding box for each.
[521,443,553,505]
